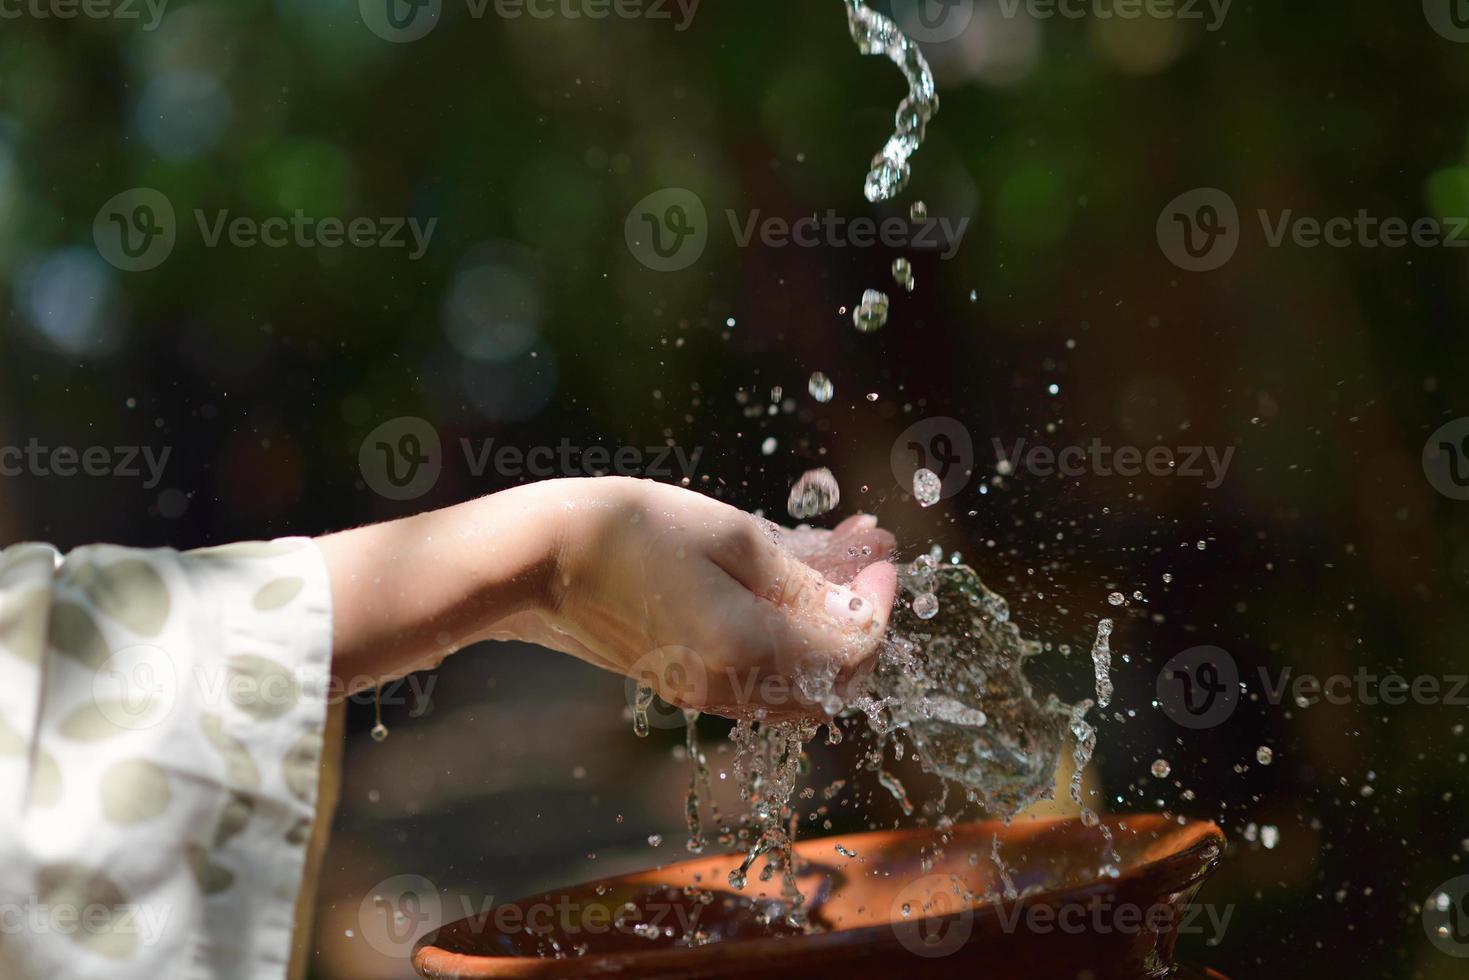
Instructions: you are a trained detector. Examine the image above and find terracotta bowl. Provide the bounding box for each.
[413,813,1228,979]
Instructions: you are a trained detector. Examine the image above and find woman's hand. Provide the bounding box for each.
[319,477,898,721]
[488,478,897,719]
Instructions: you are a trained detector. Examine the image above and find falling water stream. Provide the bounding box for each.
[617,0,1112,948]
[842,0,940,204]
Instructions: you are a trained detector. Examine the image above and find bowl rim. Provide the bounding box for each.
[412,813,1226,978]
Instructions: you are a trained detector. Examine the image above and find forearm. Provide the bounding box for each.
[316,482,564,692]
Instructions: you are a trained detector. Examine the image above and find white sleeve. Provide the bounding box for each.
[0,538,335,980]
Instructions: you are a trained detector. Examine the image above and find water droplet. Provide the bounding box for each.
[1151,759,1171,779]
[1261,825,1279,849]
[761,436,778,456]
[913,467,942,507]
[1107,592,1125,606]
[633,685,655,738]
[968,289,978,303]
[912,593,939,620]
[1256,746,1274,766]
[892,257,915,293]
[852,289,890,333]
[370,723,389,742]
[809,372,835,403]
[910,201,927,222]
[788,468,841,520]
[648,834,663,847]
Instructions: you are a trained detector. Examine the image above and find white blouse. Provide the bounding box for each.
[0,538,336,980]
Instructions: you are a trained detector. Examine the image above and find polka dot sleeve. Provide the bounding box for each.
[0,538,335,980]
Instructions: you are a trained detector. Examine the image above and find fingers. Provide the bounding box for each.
[832,513,878,536]
[819,526,896,584]
[773,514,896,583]
[703,523,897,717]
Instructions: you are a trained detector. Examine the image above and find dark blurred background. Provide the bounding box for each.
[2,0,1468,977]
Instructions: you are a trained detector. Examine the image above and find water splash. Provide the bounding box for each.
[841,0,940,202]
[863,562,1094,818]
[1091,618,1114,709]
